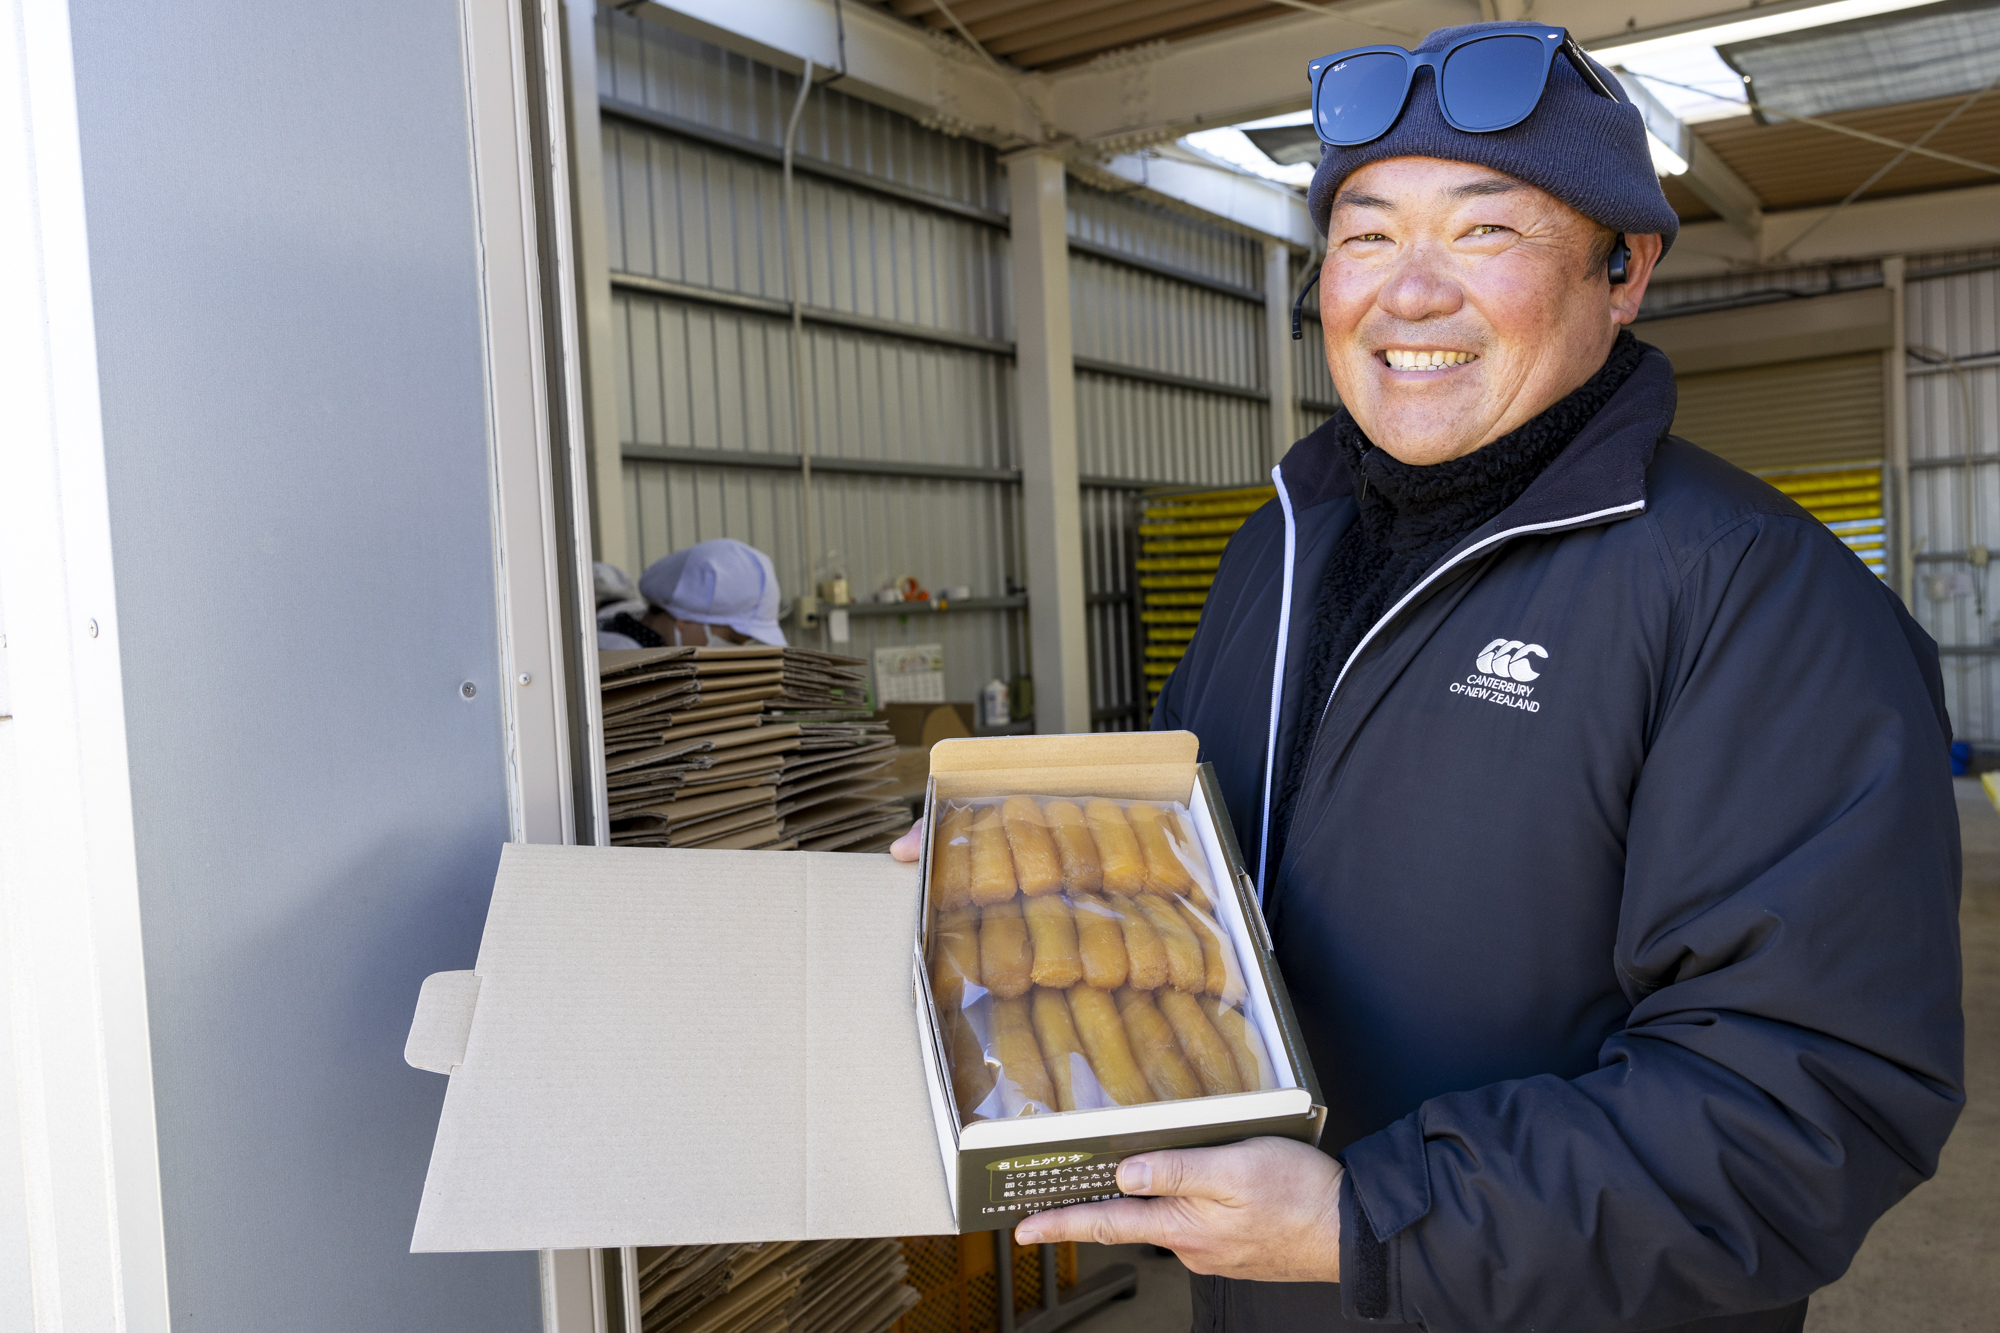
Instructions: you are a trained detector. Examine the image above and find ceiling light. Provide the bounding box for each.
[1589,0,1944,64]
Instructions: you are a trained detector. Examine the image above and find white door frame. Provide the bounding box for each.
[0,2,171,1329]
[456,0,611,1324]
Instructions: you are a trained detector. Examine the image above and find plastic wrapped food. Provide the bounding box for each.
[925,793,1278,1124]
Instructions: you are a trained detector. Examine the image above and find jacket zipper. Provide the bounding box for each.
[1254,463,1300,902]
[1264,498,1646,895]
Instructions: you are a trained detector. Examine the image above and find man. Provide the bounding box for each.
[896,21,1962,1332]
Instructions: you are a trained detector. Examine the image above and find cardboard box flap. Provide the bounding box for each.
[928,731,1200,802]
[406,971,481,1075]
[409,843,955,1252]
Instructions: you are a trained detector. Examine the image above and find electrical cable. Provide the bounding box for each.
[1774,74,1998,262]
[783,60,822,643]
[1623,70,2000,177]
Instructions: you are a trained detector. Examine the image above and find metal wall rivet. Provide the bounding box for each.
[87,619,99,638]
[461,681,477,699]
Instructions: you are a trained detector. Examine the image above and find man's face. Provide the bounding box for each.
[1320,157,1660,466]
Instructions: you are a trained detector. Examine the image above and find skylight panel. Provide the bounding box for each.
[1184,111,1318,186]
[1615,46,1753,123]
[1720,0,2000,118]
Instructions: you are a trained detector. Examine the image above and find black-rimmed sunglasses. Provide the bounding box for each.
[1309,24,1619,148]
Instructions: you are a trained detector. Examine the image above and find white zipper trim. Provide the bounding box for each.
[1319,498,1647,722]
[1255,464,1298,903]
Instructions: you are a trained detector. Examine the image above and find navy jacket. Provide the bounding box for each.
[1153,345,1964,1333]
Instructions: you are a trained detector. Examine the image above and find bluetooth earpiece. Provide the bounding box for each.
[1608,237,1631,285]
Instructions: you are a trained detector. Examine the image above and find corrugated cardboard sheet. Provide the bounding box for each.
[411,844,955,1251]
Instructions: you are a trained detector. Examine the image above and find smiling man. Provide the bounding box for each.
[1003,21,1965,1333]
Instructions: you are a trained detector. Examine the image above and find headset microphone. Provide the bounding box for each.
[1608,237,1630,285]
[1291,266,1323,340]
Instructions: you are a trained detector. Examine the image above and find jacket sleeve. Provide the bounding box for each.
[1338,513,1965,1332]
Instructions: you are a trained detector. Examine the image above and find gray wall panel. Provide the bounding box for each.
[602,15,1026,710]
[1067,182,1261,290]
[1070,254,1262,391]
[1076,374,1268,484]
[67,1,537,1328]
[612,293,1015,466]
[605,123,1012,338]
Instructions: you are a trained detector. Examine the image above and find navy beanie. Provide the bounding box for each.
[1306,23,1679,253]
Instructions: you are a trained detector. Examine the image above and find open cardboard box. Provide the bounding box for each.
[403,732,1322,1252]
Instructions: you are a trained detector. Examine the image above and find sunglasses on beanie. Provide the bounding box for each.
[1309,23,1620,147]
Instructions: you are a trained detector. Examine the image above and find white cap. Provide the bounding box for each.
[638,539,787,647]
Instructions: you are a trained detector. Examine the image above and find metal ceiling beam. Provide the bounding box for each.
[627,0,1043,146]
[1041,0,1463,146]
[1657,180,2000,276]
[630,0,1318,244]
[1614,72,1764,239]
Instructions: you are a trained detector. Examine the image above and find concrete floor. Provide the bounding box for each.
[1072,778,2000,1332]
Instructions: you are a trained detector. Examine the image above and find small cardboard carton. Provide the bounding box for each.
[404,731,1321,1252]
[913,733,1324,1231]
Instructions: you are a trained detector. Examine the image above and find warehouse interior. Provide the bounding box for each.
[3,0,1996,1330]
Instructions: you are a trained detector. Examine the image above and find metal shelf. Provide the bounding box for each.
[840,596,1028,616]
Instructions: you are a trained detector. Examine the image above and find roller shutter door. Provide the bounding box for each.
[1670,352,1883,471]
[1671,352,1885,577]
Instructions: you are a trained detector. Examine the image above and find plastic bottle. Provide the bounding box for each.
[983,679,1010,730]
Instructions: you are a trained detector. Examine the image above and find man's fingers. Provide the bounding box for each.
[1014,1197,1175,1248]
[1118,1146,1241,1203]
[889,819,923,863]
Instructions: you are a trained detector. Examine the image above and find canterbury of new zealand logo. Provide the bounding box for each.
[1475,638,1547,682]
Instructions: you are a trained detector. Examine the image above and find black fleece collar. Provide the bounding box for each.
[1276,339,1679,530]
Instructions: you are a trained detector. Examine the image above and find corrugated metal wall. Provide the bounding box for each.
[597,9,1027,705]
[1907,249,2000,741]
[1068,184,1272,727]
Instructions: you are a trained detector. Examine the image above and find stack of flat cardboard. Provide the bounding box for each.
[598,652,919,1330]
[602,647,802,850]
[764,649,905,852]
[634,1239,919,1333]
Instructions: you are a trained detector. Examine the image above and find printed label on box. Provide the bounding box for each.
[984,1151,1126,1212]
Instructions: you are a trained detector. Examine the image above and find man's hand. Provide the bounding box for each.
[1013,1138,1343,1283]
[890,819,923,862]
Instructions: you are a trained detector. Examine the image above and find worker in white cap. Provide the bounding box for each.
[638,538,787,648]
